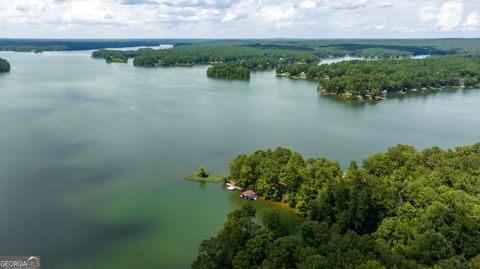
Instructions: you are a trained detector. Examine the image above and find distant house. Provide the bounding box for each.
[241,190,257,200]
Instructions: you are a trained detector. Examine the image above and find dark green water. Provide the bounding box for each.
[0,51,479,269]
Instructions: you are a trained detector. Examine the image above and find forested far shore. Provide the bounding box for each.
[125,43,318,67]
[90,38,480,67]
[0,58,10,72]
[0,39,202,52]
[193,143,480,268]
[277,56,480,100]
[4,38,480,58]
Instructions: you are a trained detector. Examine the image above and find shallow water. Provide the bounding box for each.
[0,51,479,268]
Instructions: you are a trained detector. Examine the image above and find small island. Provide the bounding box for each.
[0,58,10,72]
[184,165,225,183]
[207,64,250,80]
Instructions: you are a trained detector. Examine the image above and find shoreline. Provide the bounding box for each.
[317,85,474,102]
[184,173,225,183]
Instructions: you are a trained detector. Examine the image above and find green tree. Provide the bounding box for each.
[0,58,10,72]
[263,237,300,269]
[262,208,289,238]
[197,165,208,178]
[356,260,386,269]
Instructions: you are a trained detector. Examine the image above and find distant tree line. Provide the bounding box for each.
[0,45,66,53]
[0,58,10,72]
[276,56,480,99]
[0,39,201,52]
[193,143,480,268]
[4,38,480,55]
[91,39,480,69]
[129,44,318,67]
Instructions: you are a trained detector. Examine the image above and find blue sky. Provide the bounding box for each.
[1,0,479,38]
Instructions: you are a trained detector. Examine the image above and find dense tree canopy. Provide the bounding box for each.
[90,39,480,69]
[128,43,318,68]
[276,56,480,99]
[0,58,10,72]
[194,143,480,268]
[90,38,480,68]
[207,64,250,80]
[92,49,154,63]
[6,38,480,55]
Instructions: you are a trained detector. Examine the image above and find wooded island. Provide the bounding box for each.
[0,58,10,72]
[207,64,250,80]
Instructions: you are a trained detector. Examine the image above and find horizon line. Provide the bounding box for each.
[1,37,480,40]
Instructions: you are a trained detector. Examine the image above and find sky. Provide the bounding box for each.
[0,0,479,38]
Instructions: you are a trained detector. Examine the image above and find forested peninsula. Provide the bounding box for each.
[277,56,480,100]
[193,144,480,269]
[0,58,10,72]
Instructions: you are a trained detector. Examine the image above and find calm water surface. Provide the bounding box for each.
[0,51,479,269]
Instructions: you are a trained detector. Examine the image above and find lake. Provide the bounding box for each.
[0,51,479,269]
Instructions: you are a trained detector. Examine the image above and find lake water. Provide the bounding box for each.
[318,55,430,65]
[0,51,479,269]
[106,44,174,50]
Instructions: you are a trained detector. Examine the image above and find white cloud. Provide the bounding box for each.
[1,0,480,38]
[418,6,438,22]
[435,1,464,32]
[62,1,115,24]
[221,0,260,22]
[329,14,363,28]
[464,12,480,28]
[377,1,392,8]
[374,22,387,31]
[299,0,316,9]
[261,4,297,27]
[329,0,371,9]
[417,1,467,32]
[394,25,416,33]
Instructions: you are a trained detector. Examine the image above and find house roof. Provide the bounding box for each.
[242,190,256,197]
